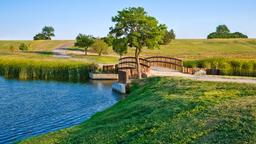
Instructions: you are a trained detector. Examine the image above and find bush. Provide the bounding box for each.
[9,45,16,53]
[19,43,29,51]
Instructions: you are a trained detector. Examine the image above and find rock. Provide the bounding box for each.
[194,69,207,76]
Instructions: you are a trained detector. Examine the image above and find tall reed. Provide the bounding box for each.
[184,58,256,77]
[0,57,96,82]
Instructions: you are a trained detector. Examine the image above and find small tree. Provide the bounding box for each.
[112,38,128,58]
[19,43,29,51]
[33,26,55,40]
[162,29,176,45]
[74,34,95,55]
[91,39,108,56]
[110,7,167,78]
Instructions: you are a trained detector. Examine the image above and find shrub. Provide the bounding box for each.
[19,43,29,51]
[9,45,16,53]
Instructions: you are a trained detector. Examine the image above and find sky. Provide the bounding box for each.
[0,0,255,40]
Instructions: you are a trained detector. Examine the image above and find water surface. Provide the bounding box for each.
[0,77,122,144]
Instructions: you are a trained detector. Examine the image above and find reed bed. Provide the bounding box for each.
[0,57,96,82]
[184,57,256,77]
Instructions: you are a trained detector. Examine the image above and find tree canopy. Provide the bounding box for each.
[208,25,248,39]
[91,39,108,56]
[112,38,128,58]
[216,25,230,33]
[33,26,55,40]
[161,29,176,45]
[110,7,167,78]
[74,34,95,55]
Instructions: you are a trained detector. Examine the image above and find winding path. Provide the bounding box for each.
[52,43,72,58]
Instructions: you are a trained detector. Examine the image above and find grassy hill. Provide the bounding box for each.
[0,39,256,61]
[20,77,256,144]
[0,40,74,52]
[138,39,256,60]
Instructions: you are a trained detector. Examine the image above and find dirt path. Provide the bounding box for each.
[150,67,256,84]
[52,43,72,58]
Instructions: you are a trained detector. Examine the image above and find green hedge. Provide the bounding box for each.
[0,57,96,82]
[184,58,256,77]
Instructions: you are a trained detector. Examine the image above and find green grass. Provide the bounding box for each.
[0,40,74,52]
[137,39,256,60]
[72,55,119,64]
[20,77,256,144]
[1,39,256,61]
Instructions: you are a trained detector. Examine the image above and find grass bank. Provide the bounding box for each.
[184,58,256,77]
[21,77,256,143]
[0,56,96,82]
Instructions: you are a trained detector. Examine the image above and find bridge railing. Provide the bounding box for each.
[145,56,183,72]
[118,57,151,78]
[118,56,184,78]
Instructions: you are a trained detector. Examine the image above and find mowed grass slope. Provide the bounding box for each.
[1,39,256,60]
[138,39,256,60]
[21,77,256,144]
[0,40,74,52]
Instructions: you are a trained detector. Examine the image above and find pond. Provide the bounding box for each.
[0,77,123,144]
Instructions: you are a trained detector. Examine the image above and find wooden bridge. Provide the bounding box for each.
[118,56,184,78]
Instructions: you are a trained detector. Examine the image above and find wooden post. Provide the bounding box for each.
[118,70,129,84]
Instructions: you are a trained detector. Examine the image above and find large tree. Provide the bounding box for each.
[33,26,55,40]
[110,7,167,78]
[74,34,95,55]
[42,26,55,40]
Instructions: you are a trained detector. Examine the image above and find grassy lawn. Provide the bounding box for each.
[20,77,256,144]
[137,39,256,60]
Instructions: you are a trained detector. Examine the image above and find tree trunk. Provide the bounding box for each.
[84,48,87,55]
[135,48,142,79]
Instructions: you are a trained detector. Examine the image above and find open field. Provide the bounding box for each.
[20,77,256,144]
[0,40,73,52]
[0,39,256,62]
[138,39,256,60]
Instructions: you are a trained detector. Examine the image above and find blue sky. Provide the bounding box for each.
[0,0,255,40]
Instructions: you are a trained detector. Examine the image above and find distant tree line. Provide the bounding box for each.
[207,25,248,39]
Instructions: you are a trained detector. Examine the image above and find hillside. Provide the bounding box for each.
[0,40,74,52]
[21,77,256,144]
[0,39,256,60]
[139,39,256,60]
